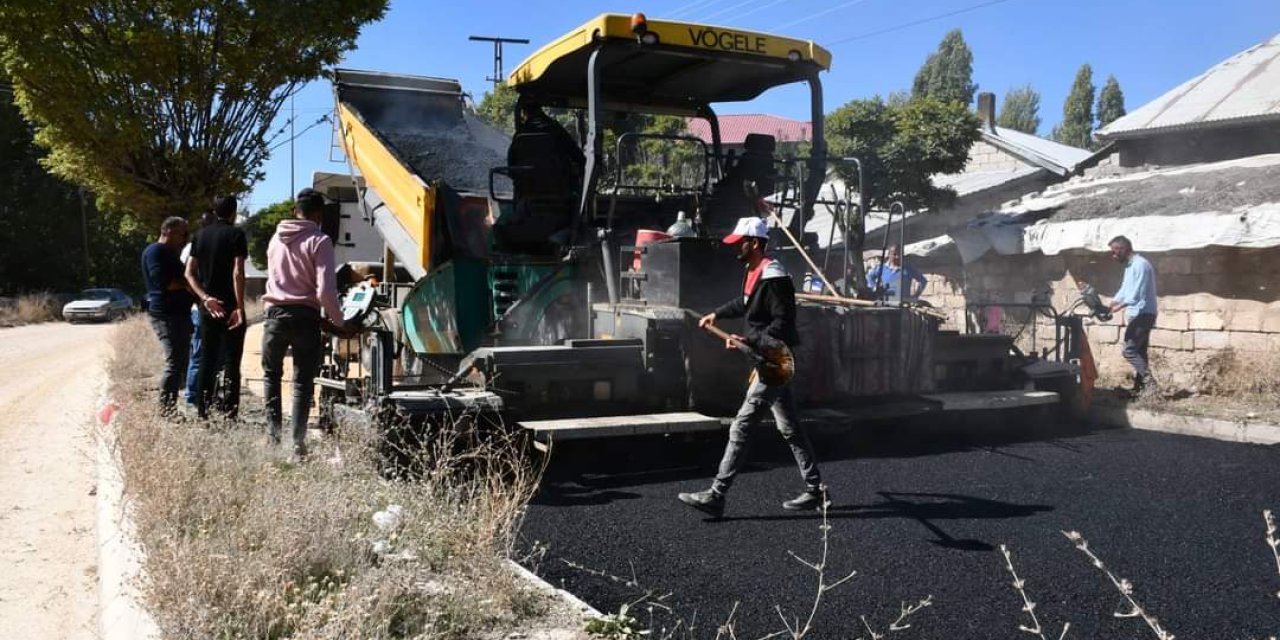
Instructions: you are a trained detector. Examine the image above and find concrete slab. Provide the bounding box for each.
[920,390,1060,411]
[1091,404,1280,445]
[520,412,725,441]
[97,409,161,640]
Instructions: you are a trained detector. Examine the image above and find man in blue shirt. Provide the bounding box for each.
[1107,235,1158,394]
[867,245,927,301]
[140,216,194,414]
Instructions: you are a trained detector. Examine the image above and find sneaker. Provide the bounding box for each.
[783,488,830,512]
[291,443,308,463]
[677,489,725,518]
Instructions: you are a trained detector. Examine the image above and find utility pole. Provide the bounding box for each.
[468,36,530,89]
[78,188,91,284]
[289,93,296,196]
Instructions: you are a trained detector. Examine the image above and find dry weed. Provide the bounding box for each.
[565,496,930,640]
[1061,530,1172,640]
[107,315,555,639]
[1195,348,1280,400]
[0,292,62,326]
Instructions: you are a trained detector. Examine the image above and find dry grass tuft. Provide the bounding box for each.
[0,292,62,326]
[107,315,557,639]
[1194,348,1280,401]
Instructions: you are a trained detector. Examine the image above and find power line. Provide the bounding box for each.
[827,0,1014,45]
[698,0,759,22]
[667,0,725,18]
[734,0,791,22]
[268,114,330,153]
[775,0,872,31]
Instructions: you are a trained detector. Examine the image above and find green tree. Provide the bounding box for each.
[826,96,980,295]
[1097,74,1126,130]
[826,96,981,212]
[618,115,705,191]
[997,85,1042,134]
[242,200,294,271]
[475,82,518,136]
[0,69,149,295]
[0,0,387,226]
[1052,64,1095,149]
[911,30,977,106]
[886,90,913,108]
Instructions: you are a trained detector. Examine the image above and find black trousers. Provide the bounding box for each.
[147,312,192,412]
[261,305,324,450]
[1122,313,1156,387]
[196,312,246,419]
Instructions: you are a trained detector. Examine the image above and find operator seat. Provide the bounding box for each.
[494,117,584,252]
[707,133,778,229]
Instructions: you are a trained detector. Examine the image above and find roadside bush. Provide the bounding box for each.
[106,315,557,638]
[1195,347,1280,401]
[0,292,61,326]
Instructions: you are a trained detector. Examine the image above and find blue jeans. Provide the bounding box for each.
[186,308,225,405]
[148,312,192,413]
[712,379,821,495]
[196,312,246,420]
[261,305,325,451]
[185,308,201,404]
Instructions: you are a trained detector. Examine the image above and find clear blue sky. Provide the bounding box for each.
[247,0,1278,212]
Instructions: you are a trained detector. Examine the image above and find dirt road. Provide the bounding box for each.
[0,322,109,639]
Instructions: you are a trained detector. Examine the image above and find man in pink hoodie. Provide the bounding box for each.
[261,188,355,459]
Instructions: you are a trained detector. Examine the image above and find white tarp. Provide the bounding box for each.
[925,153,1280,262]
[1026,203,1280,255]
[918,203,1280,264]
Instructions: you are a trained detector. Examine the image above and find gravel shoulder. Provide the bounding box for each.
[0,321,111,639]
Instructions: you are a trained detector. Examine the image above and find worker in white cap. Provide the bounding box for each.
[678,216,827,518]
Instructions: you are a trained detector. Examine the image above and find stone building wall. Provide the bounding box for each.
[1114,125,1280,168]
[964,140,1027,172]
[918,246,1280,388]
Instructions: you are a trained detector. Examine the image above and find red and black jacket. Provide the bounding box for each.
[713,258,799,351]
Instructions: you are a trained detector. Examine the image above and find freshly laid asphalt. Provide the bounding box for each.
[518,416,1280,638]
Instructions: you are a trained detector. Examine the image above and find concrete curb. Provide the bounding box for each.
[1090,403,1280,445]
[96,402,162,640]
[506,559,603,619]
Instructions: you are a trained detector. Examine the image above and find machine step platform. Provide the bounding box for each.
[519,411,725,442]
[919,390,1060,412]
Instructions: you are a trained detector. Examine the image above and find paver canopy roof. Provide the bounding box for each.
[508,13,830,114]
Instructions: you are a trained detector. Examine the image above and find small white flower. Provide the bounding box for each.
[372,504,405,532]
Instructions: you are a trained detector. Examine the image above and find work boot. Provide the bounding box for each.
[678,489,725,518]
[783,487,830,512]
[1137,378,1160,400]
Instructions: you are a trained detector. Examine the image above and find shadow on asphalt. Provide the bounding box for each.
[707,491,1053,552]
[537,411,1117,502]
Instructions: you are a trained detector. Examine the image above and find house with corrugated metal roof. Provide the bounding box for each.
[683,104,1091,257]
[685,114,812,157]
[1094,33,1280,168]
[786,92,1092,264]
[911,33,1280,392]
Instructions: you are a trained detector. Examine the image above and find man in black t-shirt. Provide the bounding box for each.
[185,195,249,420]
[140,216,194,414]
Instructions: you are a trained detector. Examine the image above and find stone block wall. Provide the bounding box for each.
[918,246,1280,388]
[964,140,1027,173]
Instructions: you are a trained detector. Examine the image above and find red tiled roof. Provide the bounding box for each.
[686,114,812,145]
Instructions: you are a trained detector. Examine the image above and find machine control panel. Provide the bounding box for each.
[341,286,377,323]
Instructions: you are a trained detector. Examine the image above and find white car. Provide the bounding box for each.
[63,288,134,323]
